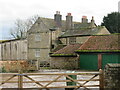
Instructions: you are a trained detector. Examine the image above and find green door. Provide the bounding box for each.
[102,54,120,69]
[80,54,98,70]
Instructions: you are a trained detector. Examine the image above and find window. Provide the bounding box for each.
[40,61,50,67]
[35,34,41,41]
[15,44,17,50]
[4,44,6,51]
[28,60,37,65]
[35,49,40,57]
[69,37,76,44]
[51,44,55,49]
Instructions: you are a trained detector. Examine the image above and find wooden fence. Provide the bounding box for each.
[0,69,104,90]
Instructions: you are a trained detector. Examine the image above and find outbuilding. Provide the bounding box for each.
[76,34,120,70]
[50,44,82,69]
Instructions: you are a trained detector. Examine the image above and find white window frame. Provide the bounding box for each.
[35,49,40,57]
[35,34,41,41]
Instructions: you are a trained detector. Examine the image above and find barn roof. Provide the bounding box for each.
[0,38,26,43]
[51,44,82,57]
[51,44,66,53]
[76,34,120,52]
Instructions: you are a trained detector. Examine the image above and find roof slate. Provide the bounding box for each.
[0,38,26,43]
[28,17,95,34]
[28,17,56,33]
[60,27,104,38]
[52,44,66,53]
[51,44,82,56]
[74,23,92,29]
[28,17,77,33]
[76,34,120,52]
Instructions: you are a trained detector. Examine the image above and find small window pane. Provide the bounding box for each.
[69,37,76,44]
[35,34,41,41]
[35,49,40,57]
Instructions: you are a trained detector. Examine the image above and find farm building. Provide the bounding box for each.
[0,11,113,70]
[51,34,120,70]
[0,39,27,61]
[50,44,82,69]
[76,34,120,70]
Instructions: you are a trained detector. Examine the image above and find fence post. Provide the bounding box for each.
[18,70,23,88]
[99,69,104,90]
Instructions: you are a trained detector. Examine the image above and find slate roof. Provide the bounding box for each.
[51,44,82,57]
[76,34,120,52]
[0,40,8,43]
[28,17,96,34]
[28,17,80,33]
[74,23,92,29]
[52,44,66,53]
[0,39,25,43]
[60,26,105,38]
[28,17,56,33]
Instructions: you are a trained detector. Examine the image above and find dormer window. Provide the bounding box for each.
[69,37,76,44]
[35,34,41,41]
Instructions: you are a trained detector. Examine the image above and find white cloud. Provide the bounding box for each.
[0,0,119,39]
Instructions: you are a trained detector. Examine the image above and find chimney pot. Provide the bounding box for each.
[54,11,62,27]
[82,16,88,23]
[91,16,95,23]
[56,11,60,14]
[82,16,87,19]
[67,13,71,16]
[66,13,73,30]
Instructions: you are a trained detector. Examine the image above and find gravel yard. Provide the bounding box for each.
[0,69,100,90]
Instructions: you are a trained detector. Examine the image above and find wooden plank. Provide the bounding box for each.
[82,74,98,85]
[24,75,44,88]
[25,72,100,75]
[0,71,101,89]
[0,72,100,76]
[43,75,63,88]
[65,75,89,90]
[76,74,98,89]
[18,71,23,88]
[0,73,17,75]
[0,75,16,85]
[99,69,104,90]
[34,85,100,89]
[2,79,100,83]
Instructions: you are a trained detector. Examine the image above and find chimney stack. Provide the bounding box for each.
[54,11,62,27]
[82,16,88,23]
[91,16,95,23]
[90,16,96,28]
[66,13,73,30]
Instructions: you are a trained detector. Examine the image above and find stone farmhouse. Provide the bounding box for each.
[0,11,111,70]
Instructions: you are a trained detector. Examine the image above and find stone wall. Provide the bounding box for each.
[104,64,120,89]
[50,57,79,69]
[0,60,29,72]
[0,39,27,60]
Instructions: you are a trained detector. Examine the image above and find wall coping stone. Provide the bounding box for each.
[106,63,120,68]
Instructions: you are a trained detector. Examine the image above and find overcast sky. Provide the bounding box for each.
[0,0,119,40]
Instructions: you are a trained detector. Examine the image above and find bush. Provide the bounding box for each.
[0,67,7,73]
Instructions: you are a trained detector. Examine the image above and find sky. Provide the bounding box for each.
[0,0,119,40]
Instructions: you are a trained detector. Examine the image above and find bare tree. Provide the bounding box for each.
[10,15,39,39]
